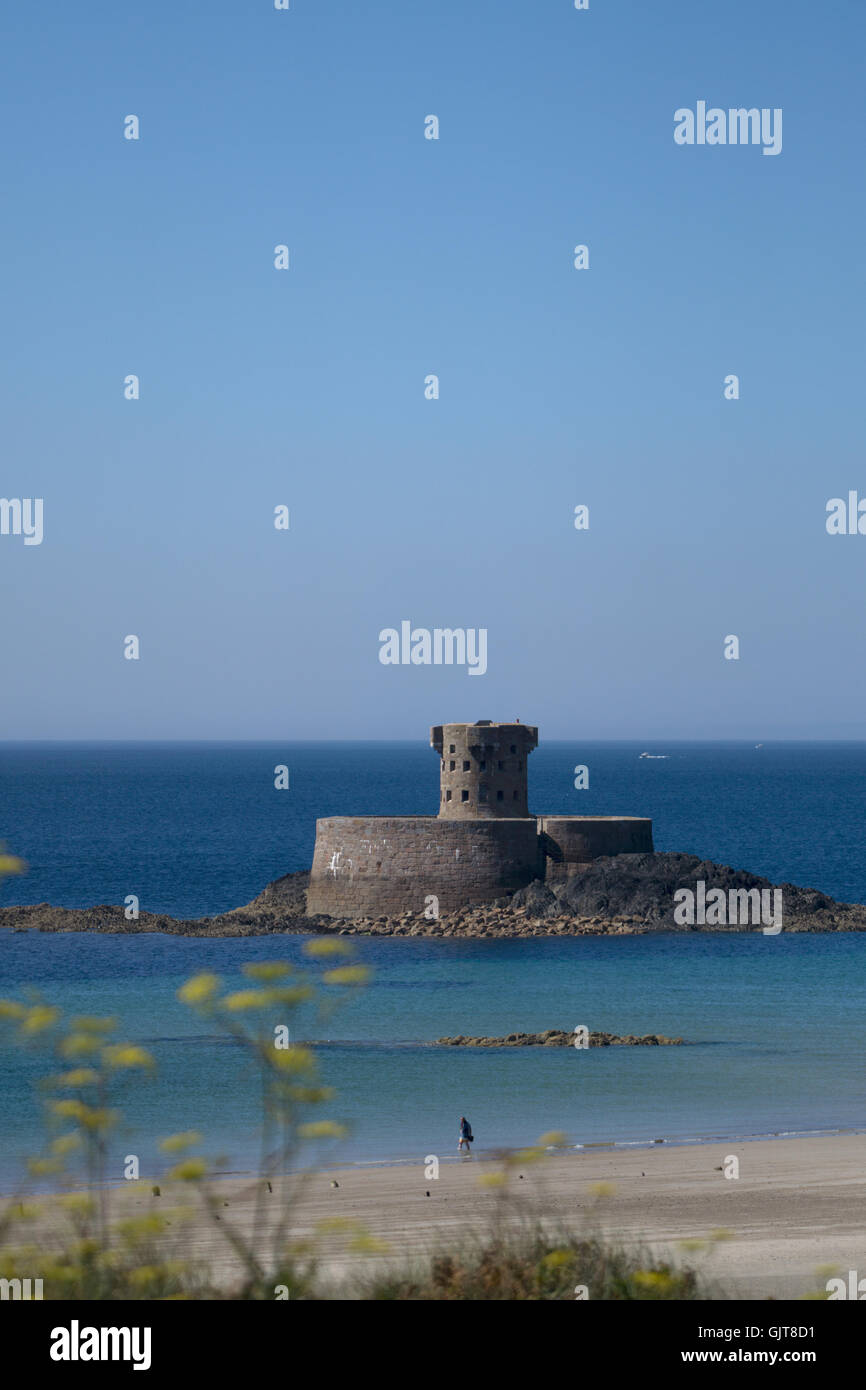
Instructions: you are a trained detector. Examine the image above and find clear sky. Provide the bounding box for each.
[2,0,864,740]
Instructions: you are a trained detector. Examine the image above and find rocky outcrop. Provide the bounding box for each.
[509,852,863,932]
[0,873,316,938]
[436,1029,683,1047]
[2,853,865,937]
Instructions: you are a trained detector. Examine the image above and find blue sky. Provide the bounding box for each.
[2,0,864,739]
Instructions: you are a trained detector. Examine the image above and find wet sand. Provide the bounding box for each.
[7,1132,864,1299]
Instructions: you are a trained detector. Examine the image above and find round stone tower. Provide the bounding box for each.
[430,720,538,820]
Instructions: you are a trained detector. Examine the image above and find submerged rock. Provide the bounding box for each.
[435,1029,683,1047]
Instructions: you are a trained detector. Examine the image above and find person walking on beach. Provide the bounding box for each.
[458,1115,473,1154]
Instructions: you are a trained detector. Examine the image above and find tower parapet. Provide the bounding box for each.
[430,721,538,819]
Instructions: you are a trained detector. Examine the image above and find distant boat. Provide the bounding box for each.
[755,744,764,749]
[639,752,669,759]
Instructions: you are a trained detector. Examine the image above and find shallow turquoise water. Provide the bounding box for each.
[1,930,863,1187]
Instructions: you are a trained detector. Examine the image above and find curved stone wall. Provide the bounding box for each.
[307,815,542,918]
[538,816,654,883]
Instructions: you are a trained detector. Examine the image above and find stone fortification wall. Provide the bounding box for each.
[306,815,542,918]
[538,816,654,883]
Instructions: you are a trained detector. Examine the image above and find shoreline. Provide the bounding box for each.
[6,1123,865,1201]
[6,1132,864,1298]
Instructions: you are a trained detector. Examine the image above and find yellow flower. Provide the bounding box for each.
[51,1099,88,1121]
[223,989,272,1011]
[54,1068,100,1087]
[51,1134,82,1156]
[0,854,25,876]
[242,963,292,981]
[21,1005,60,1035]
[159,1131,202,1154]
[540,1249,572,1269]
[101,1044,154,1071]
[117,1214,169,1243]
[79,1107,117,1133]
[288,1085,335,1103]
[0,999,26,1020]
[322,966,370,987]
[177,973,220,1005]
[271,1047,315,1074]
[27,1157,63,1176]
[538,1131,568,1149]
[298,1121,347,1140]
[348,1233,390,1255]
[511,1147,544,1165]
[303,939,354,958]
[633,1269,673,1290]
[588,1181,616,1198]
[168,1158,208,1182]
[51,1099,115,1132]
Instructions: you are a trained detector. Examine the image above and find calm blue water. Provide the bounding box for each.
[1,742,865,1186]
[2,740,866,915]
[0,931,864,1187]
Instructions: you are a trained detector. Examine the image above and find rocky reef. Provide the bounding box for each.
[2,852,865,937]
[435,1029,683,1047]
[507,851,863,931]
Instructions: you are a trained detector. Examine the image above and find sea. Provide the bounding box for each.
[1,740,865,1188]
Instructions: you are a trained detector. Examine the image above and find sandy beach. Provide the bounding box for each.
[9,1132,864,1299]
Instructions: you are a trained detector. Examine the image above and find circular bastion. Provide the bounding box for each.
[306,816,542,918]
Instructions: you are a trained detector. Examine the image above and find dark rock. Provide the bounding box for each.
[434,1029,684,1048]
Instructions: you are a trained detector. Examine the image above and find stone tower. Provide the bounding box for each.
[305,719,653,918]
[430,720,538,820]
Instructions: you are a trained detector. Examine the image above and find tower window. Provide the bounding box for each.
[463,760,470,771]
[479,784,488,802]
[449,760,455,771]
[446,789,452,801]
[480,761,486,771]
[497,761,503,771]
[461,789,469,802]
[449,744,455,753]
[496,790,504,802]
[513,790,518,800]
[510,744,516,754]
